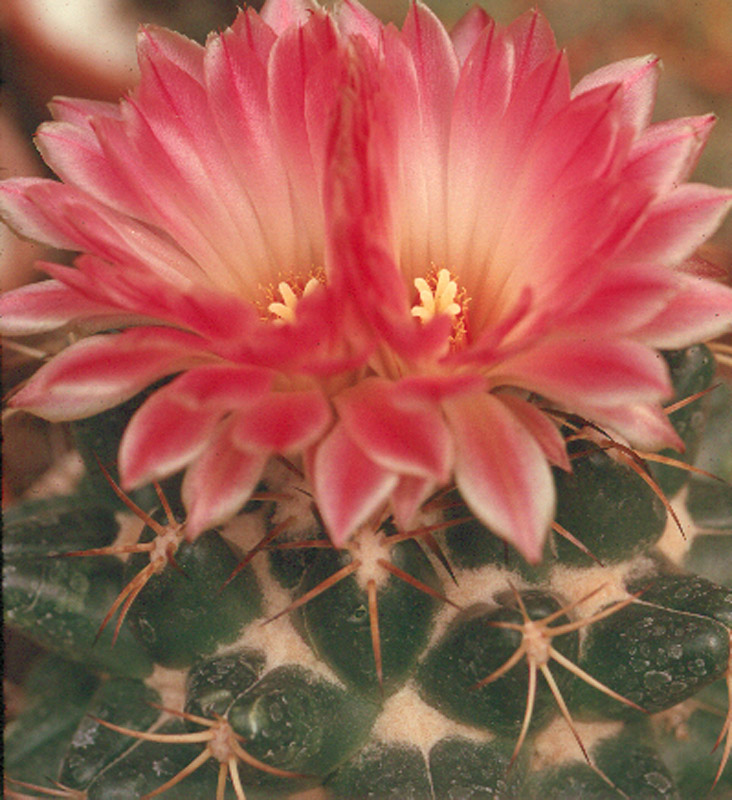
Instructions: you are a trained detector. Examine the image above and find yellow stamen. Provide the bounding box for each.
[411,269,461,323]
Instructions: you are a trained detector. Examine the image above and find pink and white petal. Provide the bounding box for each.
[304,46,354,204]
[35,121,148,221]
[378,4,458,275]
[119,363,274,488]
[90,103,251,294]
[572,55,660,133]
[321,47,451,361]
[267,13,336,263]
[137,24,205,81]
[579,401,683,453]
[455,49,571,296]
[48,96,122,126]
[498,394,571,471]
[401,2,459,261]
[633,275,732,348]
[558,263,677,336]
[119,393,221,490]
[401,2,459,142]
[162,363,273,408]
[396,373,487,403]
[449,6,492,65]
[446,18,513,268]
[504,46,570,137]
[492,337,672,406]
[522,83,625,195]
[618,183,732,267]
[448,285,534,368]
[313,423,399,547]
[260,0,318,33]
[0,178,81,250]
[0,279,118,335]
[335,378,453,481]
[41,257,258,349]
[8,328,209,421]
[228,6,278,63]
[135,29,278,291]
[182,422,269,537]
[204,21,303,277]
[444,391,554,562]
[38,259,190,327]
[1,178,204,287]
[623,115,716,194]
[335,0,383,50]
[231,390,332,454]
[504,7,559,91]
[390,475,436,531]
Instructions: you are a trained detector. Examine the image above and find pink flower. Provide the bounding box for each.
[2,0,732,560]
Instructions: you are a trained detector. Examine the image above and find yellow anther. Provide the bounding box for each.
[268,277,320,325]
[411,269,461,323]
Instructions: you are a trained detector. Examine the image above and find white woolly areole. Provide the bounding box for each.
[146,664,188,714]
[549,562,637,619]
[348,527,393,591]
[428,564,522,648]
[371,682,492,753]
[265,464,393,591]
[530,715,623,771]
[219,512,341,685]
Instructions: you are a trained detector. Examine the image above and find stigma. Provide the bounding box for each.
[267,275,321,325]
[411,269,461,324]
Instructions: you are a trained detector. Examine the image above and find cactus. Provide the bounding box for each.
[4,341,732,799]
[3,1,732,798]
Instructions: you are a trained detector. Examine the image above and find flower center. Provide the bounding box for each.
[264,270,324,325]
[411,268,468,345]
[411,268,460,322]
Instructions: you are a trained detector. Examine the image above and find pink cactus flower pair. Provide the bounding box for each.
[2,0,732,561]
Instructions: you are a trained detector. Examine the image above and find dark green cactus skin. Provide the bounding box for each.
[4,344,732,800]
[417,591,578,733]
[574,601,728,716]
[442,499,552,583]
[124,528,262,668]
[226,665,377,789]
[526,723,681,799]
[552,439,668,565]
[299,541,440,698]
[60,678,161,790]
[650,345,716,497]
[4,519,155,678]
[4,657,100,786]
[84,719,224,800]
[327,742,434,799]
